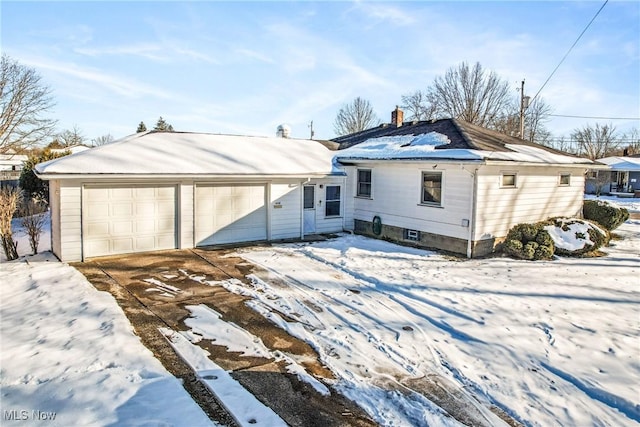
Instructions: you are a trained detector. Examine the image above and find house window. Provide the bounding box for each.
[303,186,314,209]
[501,173,517,188]
[357,169,372,198]
[559,173,571,186]
[421,172,442,205]
[325,185,341,217]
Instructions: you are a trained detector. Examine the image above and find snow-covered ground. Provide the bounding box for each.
[1,198,638,426]
[585,193,640,212]
[226,220,639,426]
[0,217,216,426]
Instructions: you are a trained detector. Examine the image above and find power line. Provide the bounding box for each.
[530,0,609,104]
[549,114,640,120]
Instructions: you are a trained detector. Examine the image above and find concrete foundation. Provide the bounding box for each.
[354,219,496,258]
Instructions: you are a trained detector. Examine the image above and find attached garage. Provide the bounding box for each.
[35,131,345,262]
[83,185,177,258]
[195,184,267,246]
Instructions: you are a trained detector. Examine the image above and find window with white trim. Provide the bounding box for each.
[559,173,571,186]
[501,173,517,188]
[325,185,341,217]
[421,172,442,206]
[357,169,372,198]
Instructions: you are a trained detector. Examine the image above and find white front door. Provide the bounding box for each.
[303,185,316,234]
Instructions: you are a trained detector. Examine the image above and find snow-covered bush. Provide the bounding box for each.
[503,223,554,260]
[543,218,609,256]
[583,200,629,231]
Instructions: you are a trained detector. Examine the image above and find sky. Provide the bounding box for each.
[2,1,639,144]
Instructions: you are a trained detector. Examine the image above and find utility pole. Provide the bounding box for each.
[308,120,315,140]
[519,80,531,140]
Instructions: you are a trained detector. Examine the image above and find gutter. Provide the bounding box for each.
[34,172,345,181]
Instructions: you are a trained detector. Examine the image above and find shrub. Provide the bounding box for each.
[503,223,555,261]
[583,200,629,231]
[543,217,609,257]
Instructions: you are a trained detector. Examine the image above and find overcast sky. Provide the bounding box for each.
[3,1,639,143]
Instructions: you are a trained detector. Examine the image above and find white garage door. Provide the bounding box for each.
[83,185,176,258]
[195,184,267,246]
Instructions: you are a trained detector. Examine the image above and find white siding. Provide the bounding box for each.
[343,167,356,230]
[474,165,587,240]
[179,181,193,249]
[59,180,83,262]
[351,163,474,240]
[49,180,61,259]
[270,181,302,240]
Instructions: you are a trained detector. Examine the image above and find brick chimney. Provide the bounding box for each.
[391,106,403,127]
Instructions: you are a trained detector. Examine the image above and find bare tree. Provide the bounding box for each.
[400,90,437,121]
[92,133,114,146]
[57,125,86,147]
[524,98,552,144]
[333,97,380,136]
[572,123,619,160]
[492,97,553,144]
[0,55,56,154]
[621,127,639,156]
[0,187,22,260]
[19,199,47,255]
[426,62,512,127]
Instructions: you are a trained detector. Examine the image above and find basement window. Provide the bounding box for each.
[404,229,420,241]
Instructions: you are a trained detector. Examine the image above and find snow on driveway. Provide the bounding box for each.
[226,220,640,426]
[0,253,216,427]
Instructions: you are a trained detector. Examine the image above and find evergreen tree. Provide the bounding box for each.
[20,149,70,202]
[153,116,174,132]
[136,121,147,133]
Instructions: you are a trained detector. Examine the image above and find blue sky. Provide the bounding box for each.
[2,1,639,142]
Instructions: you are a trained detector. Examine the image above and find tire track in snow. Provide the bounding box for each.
[237,248,513,426]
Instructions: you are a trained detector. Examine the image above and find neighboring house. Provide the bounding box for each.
[36,131,345,262]
[332,109,596,257]
[0,152,28,189]
[585,156,640,195]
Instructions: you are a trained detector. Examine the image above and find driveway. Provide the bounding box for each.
[74,248,376,427]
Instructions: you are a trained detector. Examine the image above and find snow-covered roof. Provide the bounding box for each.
[50,145,91,155]
[334,132,594,165]
[596,156,640,171]
[36,131,342,178]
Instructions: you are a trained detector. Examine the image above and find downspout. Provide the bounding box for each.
[466,167,479,259]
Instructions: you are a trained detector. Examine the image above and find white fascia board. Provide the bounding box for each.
[35,172,345,181]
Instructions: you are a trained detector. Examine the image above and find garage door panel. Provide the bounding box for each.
[112,203,133,216]
[87,222,109,237]
[196,184,267,246]
[111,188,134,199]
[83,185,176,258]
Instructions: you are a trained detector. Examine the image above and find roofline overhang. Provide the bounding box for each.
[35,172,345,180]
[483,160,598,168]
[336,157,485,165]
